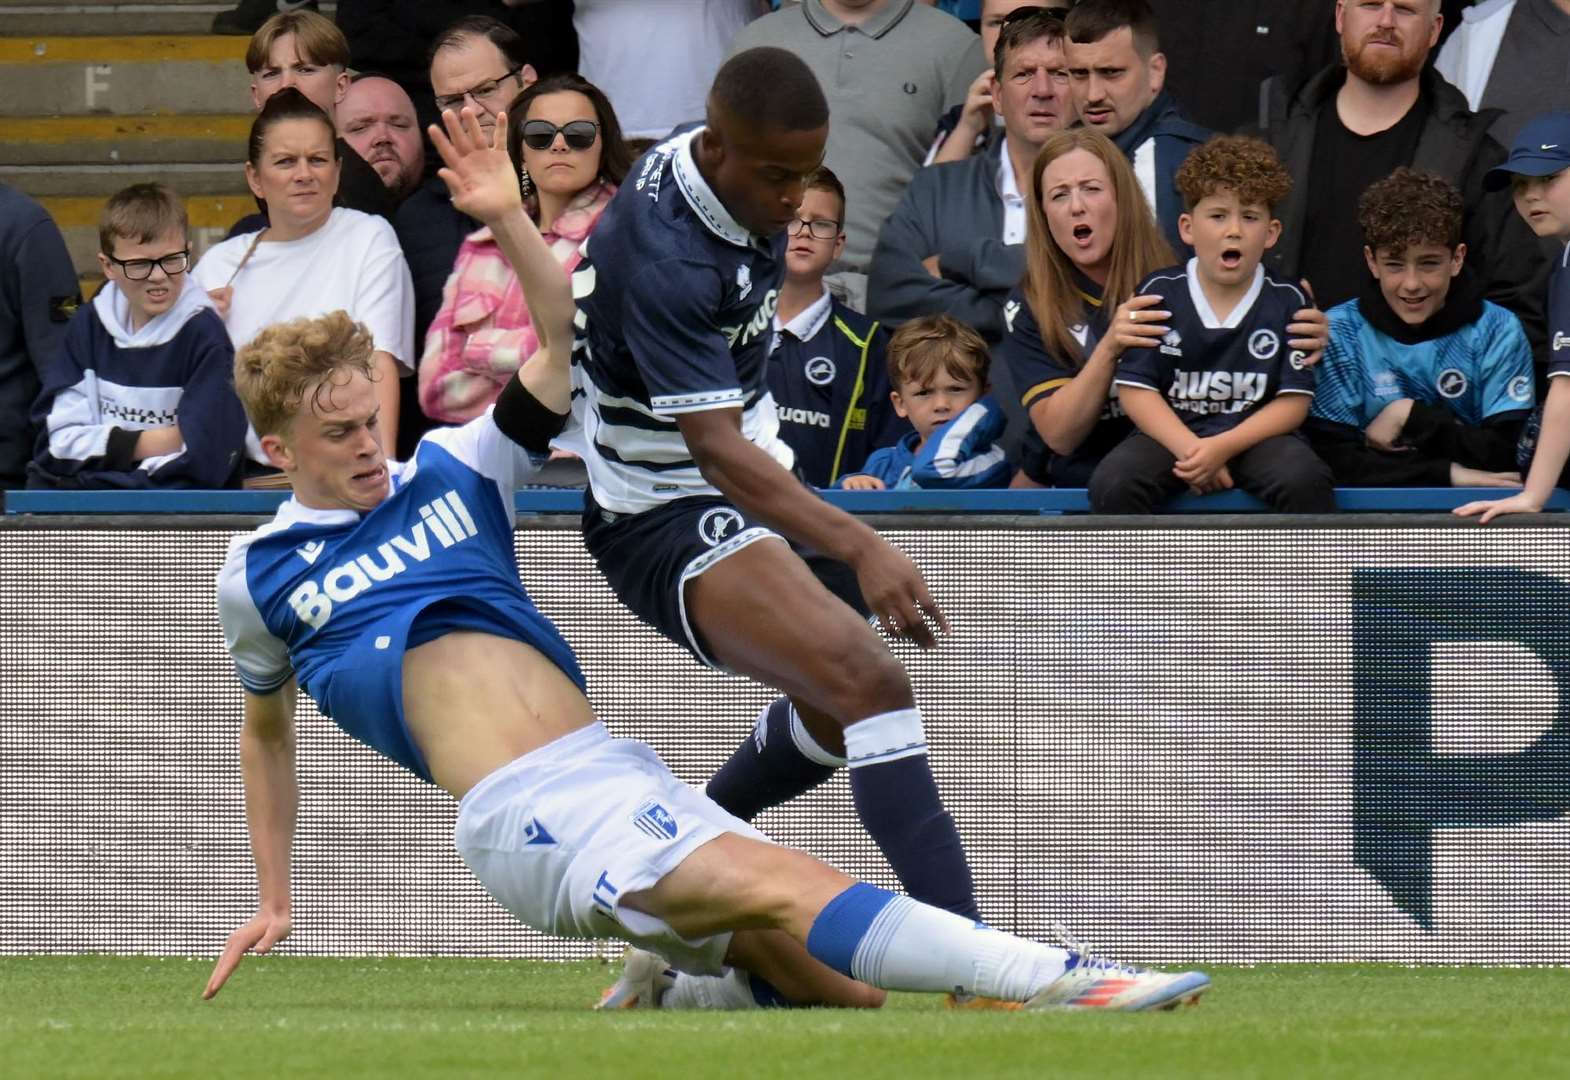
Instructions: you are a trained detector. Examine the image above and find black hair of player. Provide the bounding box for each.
[708,47,828,135]
[1065,0,1160,56]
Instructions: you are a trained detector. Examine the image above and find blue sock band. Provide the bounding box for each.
[805,882,898,977]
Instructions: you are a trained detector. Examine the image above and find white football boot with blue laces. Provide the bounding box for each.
[1024,926,1210,1011]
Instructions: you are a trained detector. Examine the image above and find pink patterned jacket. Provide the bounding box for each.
[418,181,615,423]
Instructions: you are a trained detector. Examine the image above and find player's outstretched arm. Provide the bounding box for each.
[678,409,949,646]
[204,681,298,1000]
[429,107,573,414]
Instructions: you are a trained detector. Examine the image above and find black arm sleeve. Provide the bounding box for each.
[1401,402,1527,473]
[492,377,569,456]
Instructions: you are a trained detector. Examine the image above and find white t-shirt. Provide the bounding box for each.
[574,0,759,139]
[194,207,414,369]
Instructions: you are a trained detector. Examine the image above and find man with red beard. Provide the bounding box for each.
[1259,0,1549,358]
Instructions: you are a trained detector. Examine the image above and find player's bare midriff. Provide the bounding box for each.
[402,631,595,798]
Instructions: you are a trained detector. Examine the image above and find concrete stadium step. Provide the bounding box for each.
[0,161,245,198]
[41,193,256,276]
[0,36,252,116]
[0,1,336,36]
[0,113,251,164]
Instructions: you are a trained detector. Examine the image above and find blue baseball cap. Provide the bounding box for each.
[1486,112,1570,190]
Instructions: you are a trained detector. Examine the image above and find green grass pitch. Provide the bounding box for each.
[4,956,1567,1079]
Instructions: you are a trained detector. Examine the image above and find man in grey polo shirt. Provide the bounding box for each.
[729,0,986,309]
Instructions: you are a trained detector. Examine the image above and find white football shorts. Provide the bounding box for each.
[454,721,768,974]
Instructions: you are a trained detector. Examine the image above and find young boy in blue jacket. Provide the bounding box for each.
[1308,168,1534,487]
[837,314,1011,490]
[29,183,244,489]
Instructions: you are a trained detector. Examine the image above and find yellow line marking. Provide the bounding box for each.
[43,195,254,229]
[0,114,252,143]
[0,37,250,64]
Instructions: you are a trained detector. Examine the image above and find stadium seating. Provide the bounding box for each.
[0,1,331,298]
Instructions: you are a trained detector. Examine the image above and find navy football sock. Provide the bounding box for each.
[705,698,843,822]
[844,709,979,921]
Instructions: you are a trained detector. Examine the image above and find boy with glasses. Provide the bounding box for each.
[767,167,907,488]
[28,185,246,489]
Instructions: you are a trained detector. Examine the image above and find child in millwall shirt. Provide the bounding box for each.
[1090,135,1334,513]
[837,314,1012,491]
[1457,114,1570,523]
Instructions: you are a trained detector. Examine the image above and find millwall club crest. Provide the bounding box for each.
[736,264,753,301]
[805,356,836,386]
[1248,329,1280,361]
[697,507,745,547]
[1437,368,1468,399]
[631,800,679,841]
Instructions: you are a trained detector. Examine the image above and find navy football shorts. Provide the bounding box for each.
[581,490,868,668]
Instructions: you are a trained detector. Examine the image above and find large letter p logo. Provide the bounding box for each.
[1353,568,1570,929]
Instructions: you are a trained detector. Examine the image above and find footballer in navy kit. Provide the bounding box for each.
[199,112,1212,1015]
[561,48,985,926]
[1092,135,1335,514]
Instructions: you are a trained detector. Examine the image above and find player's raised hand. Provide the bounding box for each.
[430,106,521,226]
[1454,490,1542,523]
[202,907,291,1000]
[1287,280,1327,366]
[853,537,950,649]
[1106,294,1170,355]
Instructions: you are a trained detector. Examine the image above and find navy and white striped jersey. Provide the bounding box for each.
[1115,260,1315,438]
[568,128,794,514]
[216,414,584,781]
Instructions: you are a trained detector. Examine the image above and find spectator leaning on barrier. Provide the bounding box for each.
[0,183,79,496]
[728,0,987,310]
[836,314,1012,490]
[1436,0,1570,149]
[194,90,415,469]
[1458,116,1570,522]
[241,10,395,226]
[1307,168,1534,488]
[395,17,538,371]
[418,75,628,425]
[1258,0,1550,358]
[28,186,245,491]
[868,8,1068,346]
[338,74,426,204]
[766,167,908,487]
[926,0,1052,165]
[1091,136,1336,514]
[1063,0,1211,259]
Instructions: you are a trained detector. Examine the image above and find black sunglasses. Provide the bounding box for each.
[520,119,600,151]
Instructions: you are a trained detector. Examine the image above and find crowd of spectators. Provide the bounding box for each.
[2,0,1568,513]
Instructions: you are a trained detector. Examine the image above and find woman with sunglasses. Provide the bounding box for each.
[193,88,415,466]
[418,74,634,425]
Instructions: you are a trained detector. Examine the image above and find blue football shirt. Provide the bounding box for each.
[217,413,585,781]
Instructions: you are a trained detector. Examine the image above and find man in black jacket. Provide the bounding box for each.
[1256,0,1549,360]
